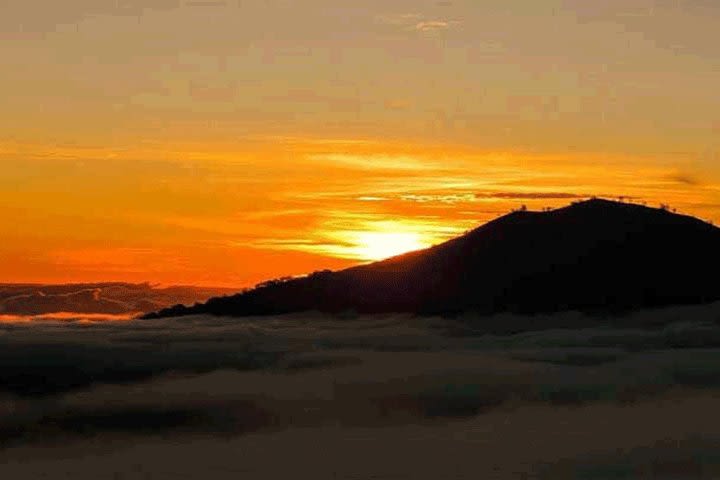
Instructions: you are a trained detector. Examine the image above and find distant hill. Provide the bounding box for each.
[144,199,720,319]
[0,283,237,317]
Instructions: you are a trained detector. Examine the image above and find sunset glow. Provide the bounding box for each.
[5,3,720,477]
[348,231,430,261]
[0,312,138,323]
[1,1,719,288]
[2,141,719,287]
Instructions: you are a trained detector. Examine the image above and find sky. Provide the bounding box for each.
[1,0,719,287]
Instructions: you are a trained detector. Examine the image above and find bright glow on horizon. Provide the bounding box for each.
[350,231,429,261]
[1,1,720,287]
[2,145,719,288]
[0,312,138,323]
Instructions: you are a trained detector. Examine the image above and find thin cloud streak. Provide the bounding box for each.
[376,12,460,33]
[415,20,457,32]
[375,13,423,26]
[0,312,138,323]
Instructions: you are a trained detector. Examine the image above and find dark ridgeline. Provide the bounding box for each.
[0,283,237,316]
[144,199,720,319]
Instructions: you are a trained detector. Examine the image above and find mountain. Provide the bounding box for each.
[144,199,720,319]
[0,283,237,317]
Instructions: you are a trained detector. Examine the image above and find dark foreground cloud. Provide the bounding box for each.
[4,392,720,479]
[2,303,720,451]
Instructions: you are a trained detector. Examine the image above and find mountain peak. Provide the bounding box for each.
[145,199,720,319]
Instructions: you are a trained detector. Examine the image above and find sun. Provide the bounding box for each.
[311,220,451,262]
[352,231,428,261]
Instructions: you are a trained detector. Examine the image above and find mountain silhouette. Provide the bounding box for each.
[0,283,236,317]
[145,199,720,319]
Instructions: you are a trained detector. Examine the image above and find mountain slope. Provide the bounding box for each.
[145,199,720,318]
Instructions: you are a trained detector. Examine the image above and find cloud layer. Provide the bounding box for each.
[1,303,720,443]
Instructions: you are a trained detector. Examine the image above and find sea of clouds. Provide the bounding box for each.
[2,304,720,478]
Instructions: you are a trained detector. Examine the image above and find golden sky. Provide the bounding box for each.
[1,0,719,287]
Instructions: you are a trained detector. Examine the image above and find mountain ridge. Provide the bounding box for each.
[0,283,236,317]
[144,199,720,319]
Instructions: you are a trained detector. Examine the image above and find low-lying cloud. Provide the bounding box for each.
[2,303,720,450]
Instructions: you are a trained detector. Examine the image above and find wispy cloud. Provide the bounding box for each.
[375,13,423,26]
[415,20,457,32]
[376,13,460,33]
[668,172,702,186]
[384,98,413,111]
[183,0,228,6]
[475,192,592,200]
[307,153,444,172]
[356,196,389,202]
[401,193,477,204]
[399,191,592,204]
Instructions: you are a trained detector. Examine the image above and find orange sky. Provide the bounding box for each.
[1,1,719,288]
